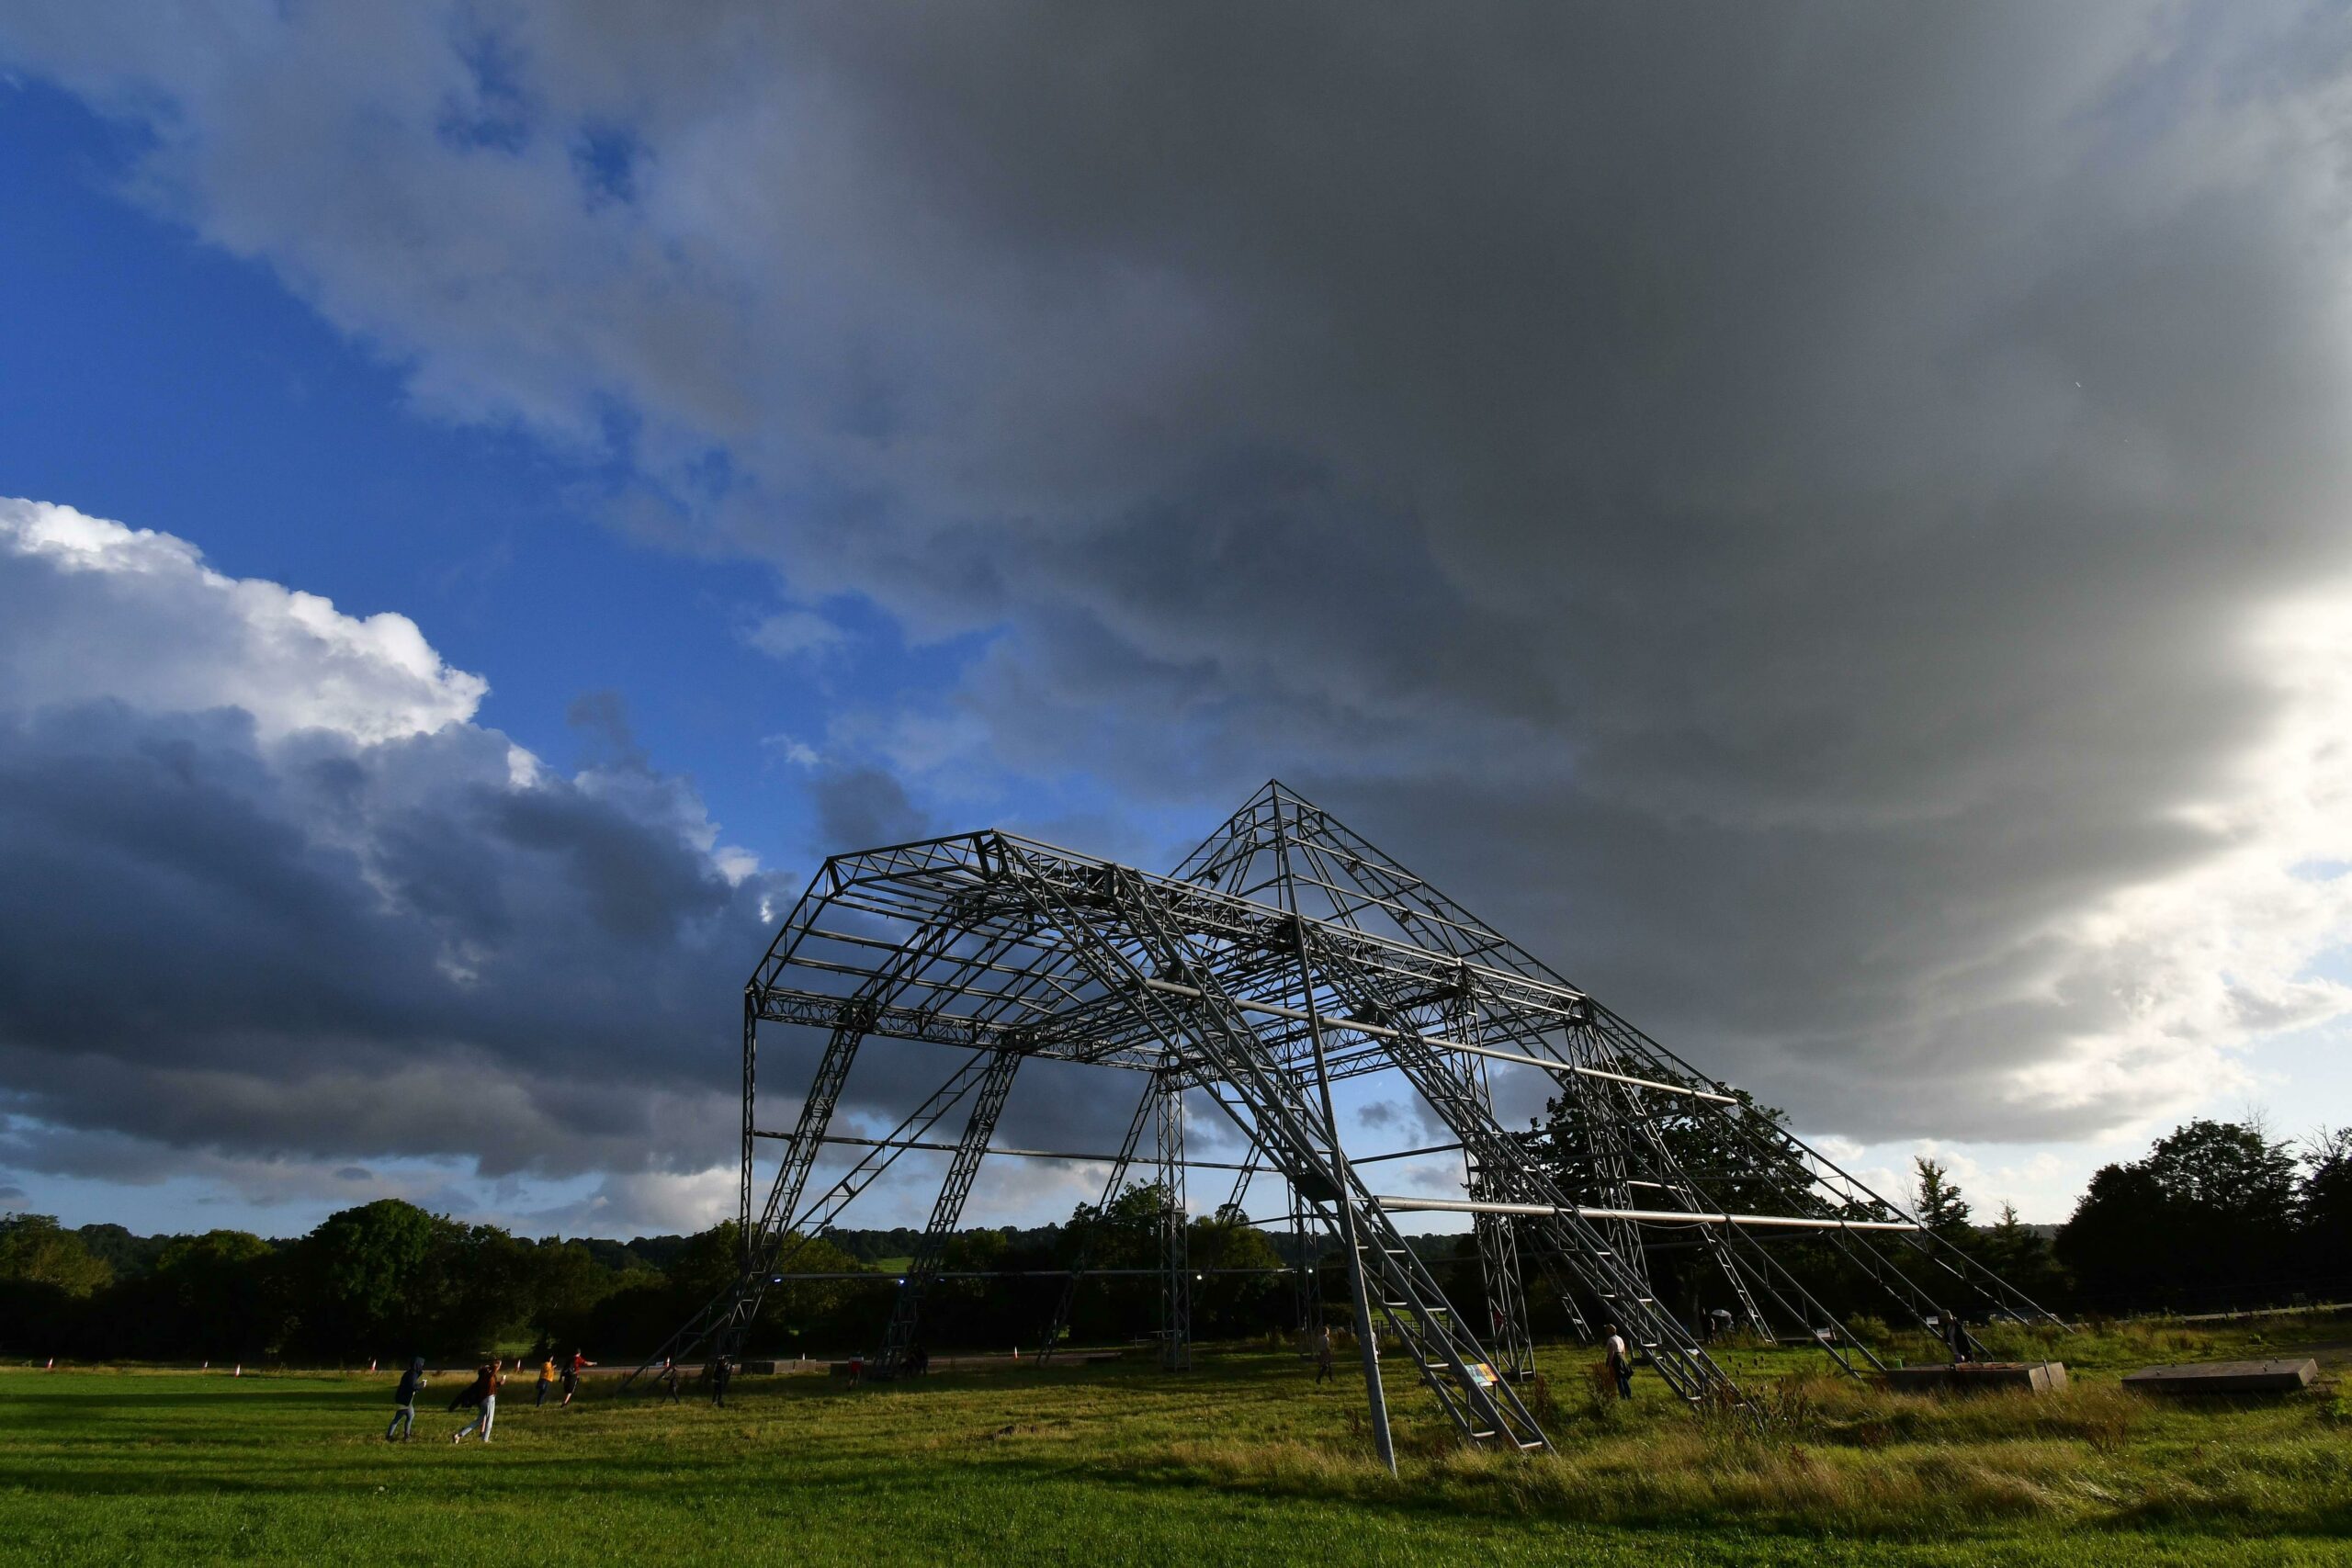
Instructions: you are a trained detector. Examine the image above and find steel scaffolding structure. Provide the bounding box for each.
[636,782,2061,1466]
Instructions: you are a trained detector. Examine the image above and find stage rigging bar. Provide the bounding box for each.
[761,1132,1466,1169]
[1374,1195,1922,1232]
[762,1268,1293,1281]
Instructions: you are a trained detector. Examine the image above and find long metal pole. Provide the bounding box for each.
[740,990,756,1269]
[1278,818,1394,1475]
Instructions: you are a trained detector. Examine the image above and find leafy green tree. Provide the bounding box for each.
[74,1224,166,1280]
[2055,1162,2169,1308]
[754,1231,873,1353]
[2144,1118,2300,1293]
[529,1238,628,1334]
[2298,1126,2352,1286]
[1055,1181,1177,1343]
[0,1214,114,1295]
[151,1230,280,1359]
[1912,1157,1973,1237]
[291,1199,457,1358]
[2144,1119,2299,1221]
[423,1224,536,1356]
[0,1214,115,1356]
[2058,1120,2301,1310]
[664,1220,745,1308]
[1977,1202,2064,1307]
[1186,1208,1285,1337]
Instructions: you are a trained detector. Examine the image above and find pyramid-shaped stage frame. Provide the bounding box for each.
[636,782,2060,1464]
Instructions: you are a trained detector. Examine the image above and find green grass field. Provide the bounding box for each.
[4,1317,2349,1566]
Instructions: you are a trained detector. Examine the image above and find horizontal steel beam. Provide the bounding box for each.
[1371,1195,1923,1232]
[1350,1141,1467,1166]
[795,1133,1255,1171]
[760,1268,1296,1280]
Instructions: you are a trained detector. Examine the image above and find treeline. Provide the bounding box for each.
[0,1187,1297,1365]
[6,1116,2344,1363]
[1532,1089,2352,1327]
[0,1201,772,1364]
[2055,1119,2352,1313]
[1905,1117,2352,1316]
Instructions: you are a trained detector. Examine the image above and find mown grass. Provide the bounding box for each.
[2,1316,2348,1565]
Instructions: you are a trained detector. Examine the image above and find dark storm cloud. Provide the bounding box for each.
[808,764,932,853]
[6,1,2352,1162]
[0,696,762,1175]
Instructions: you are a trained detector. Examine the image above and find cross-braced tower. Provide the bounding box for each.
[637,782,2060,1467]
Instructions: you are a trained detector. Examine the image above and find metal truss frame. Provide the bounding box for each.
[646,782,2063,1464]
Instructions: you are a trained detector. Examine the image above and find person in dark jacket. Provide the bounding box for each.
[447,1361,486,1413]
[710,1356,733,1408]
[452,1359,503,1443]
[384,1358,427,1441]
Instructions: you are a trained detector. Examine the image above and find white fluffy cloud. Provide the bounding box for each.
[0,498,776,1215]
[0,499,486,744]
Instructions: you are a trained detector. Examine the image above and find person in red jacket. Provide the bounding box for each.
[560,1348,595,1407]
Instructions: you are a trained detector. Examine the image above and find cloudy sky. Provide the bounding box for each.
[4,2,2351,1237]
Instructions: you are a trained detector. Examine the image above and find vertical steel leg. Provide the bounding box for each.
[1291,1169,1322,1344]
[1157,1068,1192,1371]
[1288,922,1394,1472]
[740,992,756,1268]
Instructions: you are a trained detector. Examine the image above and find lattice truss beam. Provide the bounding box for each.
[639,783,2061,1461]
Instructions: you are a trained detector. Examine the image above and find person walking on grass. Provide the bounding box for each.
[384,1357,427,1441]
[561,1348,594,1407]
[1603,1324,1633,1400]
[661,1357,683,1404]
[452,1359,503,1443]
[536,1355,558,1407]
[710,1355,732,1408]
[1945,1309,1972,1365]
[1314,1325,1335,1385]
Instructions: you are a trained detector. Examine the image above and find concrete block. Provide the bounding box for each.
[2121,1359,2318,1396]
[1881,1360,2065,1394]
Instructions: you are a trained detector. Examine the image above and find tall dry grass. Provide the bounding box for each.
[1139,1315,2352,1538]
